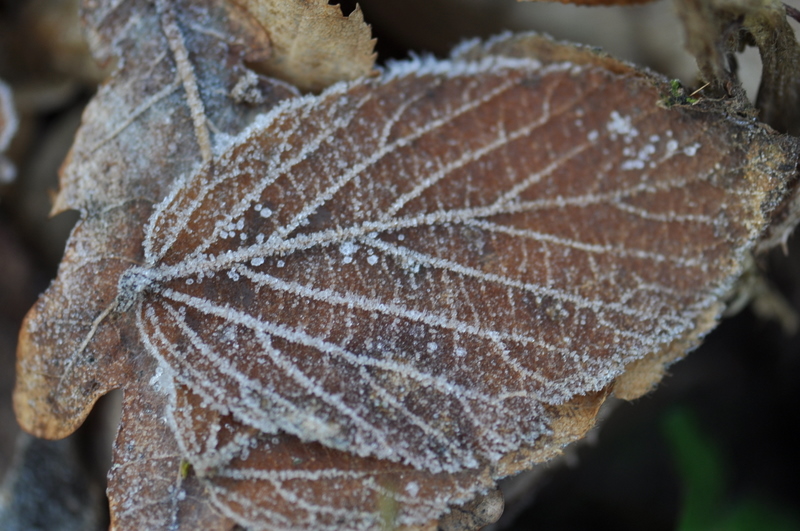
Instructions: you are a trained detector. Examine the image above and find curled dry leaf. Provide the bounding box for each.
[674,0,800,134]
[0,79,17,184]
[15,0,295,527]
[237,0,377,92]
[749,4,800,135]
[13,8,800,531]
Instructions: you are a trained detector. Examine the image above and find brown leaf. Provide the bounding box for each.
[14,15,800,531]
[14,0,295,527]
[238,0,377,92]
[133,33,799,473]
[0,79,17,184]
[108,355,236,529]
[169,382,494,529]
[53,0,298,216]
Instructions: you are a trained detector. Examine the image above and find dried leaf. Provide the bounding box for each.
[13,12,800,531]
[15,0,296,527]
[749,4,800,135]
[55,0,298,216]
[674,0,800,135]
[237,0,377,92]
[107,356,237,529]
[132,33,800,473]
[0,79,17,184]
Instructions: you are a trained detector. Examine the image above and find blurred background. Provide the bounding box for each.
[1,0,799,528]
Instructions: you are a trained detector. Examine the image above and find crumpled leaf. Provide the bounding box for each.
[13,7,800,531]
[674,0,800,134]
[0,79,17,184]
[15,0,297,527]
[54,0,298,216]
[238,0,377,92]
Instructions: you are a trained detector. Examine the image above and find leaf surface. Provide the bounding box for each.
[134,36,800,473]
[237,0,377,92]
[13,15,800,531]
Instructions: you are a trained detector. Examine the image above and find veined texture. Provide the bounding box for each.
[130,49,796,478]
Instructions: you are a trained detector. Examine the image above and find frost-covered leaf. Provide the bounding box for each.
[132,32,800,474]
[13,0,297,527]
[167,382,495,530]
[238,0,377,92]
[54,0,299,216]
[107,356,237,529]
[14,16,800,531]
[0,79,17,184]
[15,0,299,437]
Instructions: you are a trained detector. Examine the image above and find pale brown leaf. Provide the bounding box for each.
[54,0,299,216]
[238,0,377,92]
[16,0,298,438]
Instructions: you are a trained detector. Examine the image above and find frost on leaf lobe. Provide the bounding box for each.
[129,43,799,483]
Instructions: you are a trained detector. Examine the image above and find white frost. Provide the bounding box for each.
[339,240,360,264]
[683,143,701,156]
[666,139,679,154]
[606,111,638,143]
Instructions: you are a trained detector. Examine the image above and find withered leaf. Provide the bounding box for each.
[131,33,800,472]
[14,15,800,531]
[15,0,295,527]
[54,0,298,216]
[238,0,377,92]
[0,79,16,184]
[673,0,800,135]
